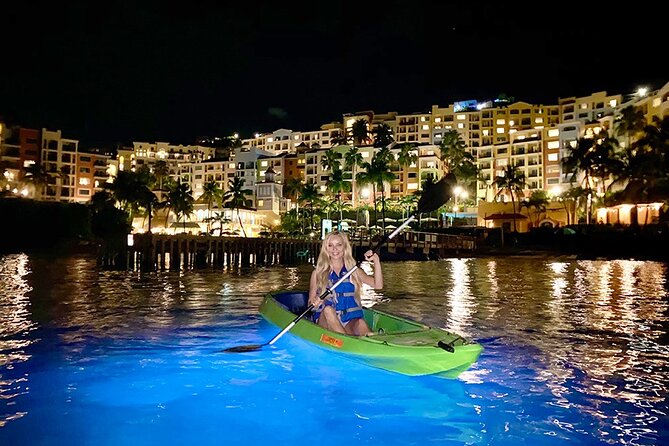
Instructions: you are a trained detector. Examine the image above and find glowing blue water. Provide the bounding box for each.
[0,254,667,445]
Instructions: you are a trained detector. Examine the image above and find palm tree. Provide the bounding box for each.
[23,163,51,199]
[351,119,372,146]
[356,149,395,230]
[298,182,322,232]
[439,130,468,172]
[320,148,342,172]
[373,123,394,148]
[562,131,619,223]
[201,180,223,233]
[397,143,418,169]
[167,179,195,233]
[492,164,527,232]
[521,190,549,228]
[609,116,669,225]
[206,211,231,236]
[615,106,647,150]
[224,177,252,237]
[153,160,170,191]
[326,166,352,227]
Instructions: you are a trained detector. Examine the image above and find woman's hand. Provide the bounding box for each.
[364,250,380,263]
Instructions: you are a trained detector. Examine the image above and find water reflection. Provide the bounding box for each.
[0,254,34,426]
[0,254,667,445]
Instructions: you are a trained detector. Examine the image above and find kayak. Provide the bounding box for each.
[259,290,483,378]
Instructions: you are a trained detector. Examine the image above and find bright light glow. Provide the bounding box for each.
[21,188,29,196]
[127,234,134,246]
[636,87,648,97]
[550,186,562,196]
[453,186,463,196]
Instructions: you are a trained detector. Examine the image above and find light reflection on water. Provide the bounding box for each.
[0,253,667,445]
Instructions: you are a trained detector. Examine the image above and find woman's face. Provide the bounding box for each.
[325,235,345,261]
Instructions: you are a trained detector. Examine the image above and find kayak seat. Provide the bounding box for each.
[274,291,309,314]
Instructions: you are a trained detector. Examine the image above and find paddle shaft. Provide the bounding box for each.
[265,214,417,346]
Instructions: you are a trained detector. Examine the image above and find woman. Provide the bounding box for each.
[308,231,383,336]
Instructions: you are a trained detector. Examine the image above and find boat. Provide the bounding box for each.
[259,290,483,378]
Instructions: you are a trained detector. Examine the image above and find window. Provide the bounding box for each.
[79,189,90,195]
[79,167,90,173]
[80,156,91,162]
[547,153,558,162]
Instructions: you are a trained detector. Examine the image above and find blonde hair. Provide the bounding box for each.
[314,231,363,302]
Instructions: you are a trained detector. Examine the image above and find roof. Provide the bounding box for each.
[483,212,528,220]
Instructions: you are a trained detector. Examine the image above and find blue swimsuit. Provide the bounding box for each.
[312,267,363,324]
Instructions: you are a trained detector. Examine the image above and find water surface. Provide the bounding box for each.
[0,254,667,445]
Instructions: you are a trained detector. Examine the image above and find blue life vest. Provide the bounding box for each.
[312,266,363,323]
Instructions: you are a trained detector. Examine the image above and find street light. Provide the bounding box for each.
[452,186,468,225]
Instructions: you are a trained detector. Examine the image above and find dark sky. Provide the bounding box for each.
[2,1,667,149]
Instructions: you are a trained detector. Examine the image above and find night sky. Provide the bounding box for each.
[2,1,667,149]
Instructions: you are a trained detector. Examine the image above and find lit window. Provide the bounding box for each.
[79,178,90,186]
[496,128,505,134]
[496,119,506,125]
[535,117,544,123]
[456,114,466,120]
[548,129,559,137]
[422,124,429,130]
[548,153,559,162]
[434,117,442,123]
[547,141,560,149]
[458,123,465,129]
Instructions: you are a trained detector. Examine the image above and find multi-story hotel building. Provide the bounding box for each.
[3,80,667,230]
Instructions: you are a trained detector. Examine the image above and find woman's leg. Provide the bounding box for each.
[318,306,346,334]
[344,317,372,336]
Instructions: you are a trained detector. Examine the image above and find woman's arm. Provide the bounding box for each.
[359,250,383,289]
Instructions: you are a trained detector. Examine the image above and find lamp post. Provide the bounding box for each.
[452,186,468,226]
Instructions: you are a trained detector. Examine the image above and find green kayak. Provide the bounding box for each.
[259,291,483,378]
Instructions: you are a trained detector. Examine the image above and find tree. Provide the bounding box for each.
[351,119,372,146]
[167,179,195,233]
[23,163,51,199]
[397,143,418,169]
[320,148,342,172]
[153,160,170,191]
[326,166,352,226]
[439,129,468,172]
[615,106,647,150]
[356,148,395,230]
[224,176,252,237]
[201,180,223,233]
[521,190,549,228]
[492,164,526,232]
[372,123,394,148]
[562,131,620,223]
[298,182,322,232]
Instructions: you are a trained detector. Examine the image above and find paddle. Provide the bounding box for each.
[223,173,455,353]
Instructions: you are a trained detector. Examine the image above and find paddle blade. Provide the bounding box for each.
[221,344,264,353]
[417,173,456,213]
